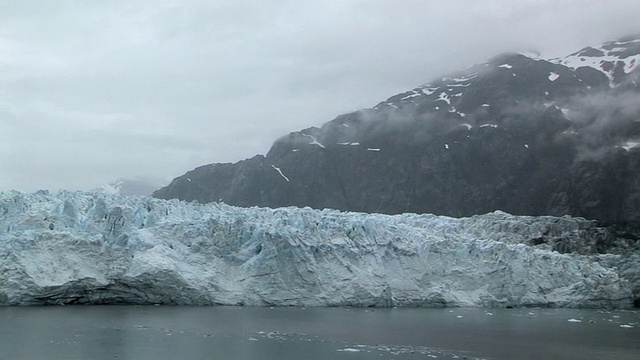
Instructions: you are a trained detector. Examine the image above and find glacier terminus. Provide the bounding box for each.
[0,191,636,308]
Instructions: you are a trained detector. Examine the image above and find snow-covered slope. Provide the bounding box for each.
[555,35,640,86]
[0,191,633,308]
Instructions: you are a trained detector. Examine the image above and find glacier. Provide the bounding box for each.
[0,190,635,308]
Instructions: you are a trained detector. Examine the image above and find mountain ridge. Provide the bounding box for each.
[153,35,640,225]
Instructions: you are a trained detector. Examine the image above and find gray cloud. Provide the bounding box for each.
[1,0,639,191]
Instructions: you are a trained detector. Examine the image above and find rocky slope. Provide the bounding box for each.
[153,36,640,225]
[0,191,636,308]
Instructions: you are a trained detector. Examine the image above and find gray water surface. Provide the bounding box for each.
[0,306,638,360]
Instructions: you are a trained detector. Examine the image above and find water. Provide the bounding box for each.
[0,306,638,360]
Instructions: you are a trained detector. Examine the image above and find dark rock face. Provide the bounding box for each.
[154,39,640,226]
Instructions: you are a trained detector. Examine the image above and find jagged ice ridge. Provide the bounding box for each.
[0,191,633,308]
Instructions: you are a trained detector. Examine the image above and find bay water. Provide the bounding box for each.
[0,306,638,359]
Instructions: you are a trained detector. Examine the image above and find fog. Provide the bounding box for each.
[1,0,638,191]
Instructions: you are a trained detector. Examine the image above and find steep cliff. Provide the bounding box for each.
[1,191,636,307]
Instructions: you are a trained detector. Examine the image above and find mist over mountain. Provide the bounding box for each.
[93,178,163,197]
[154,35,640,226]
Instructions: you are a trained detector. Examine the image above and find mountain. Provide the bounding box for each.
[0,191,635,307]
[92,178,163,197]
[153,35,640,225]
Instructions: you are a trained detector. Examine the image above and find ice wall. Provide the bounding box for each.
[0,191,633,308]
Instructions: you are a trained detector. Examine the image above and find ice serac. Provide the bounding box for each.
[0,191,634,308]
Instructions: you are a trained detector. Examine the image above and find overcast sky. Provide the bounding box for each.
[1,0,639,192]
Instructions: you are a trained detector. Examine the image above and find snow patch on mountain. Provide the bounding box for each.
[271,165,290,182]
[420,87,438,95]
[452,73,477,82]
[437,92,451,105]
[302,134,326,148]
[401,92,422,100]
[622,141,639,151]
[556,36,640,86]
